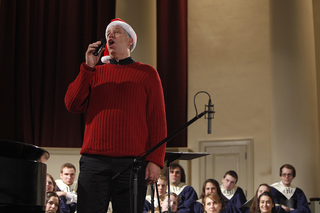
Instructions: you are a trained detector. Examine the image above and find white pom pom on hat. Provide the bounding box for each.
[101,18,138,64]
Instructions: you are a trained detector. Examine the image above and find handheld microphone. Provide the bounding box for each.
[207,98,214,134]
[93,38,106,56]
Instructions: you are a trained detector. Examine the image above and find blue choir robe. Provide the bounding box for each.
[239,197,253,213]
[143,195,161,213]
[270,182,310,213]
[221,185,247,209]
[56,186,71,213]
[169,182,198,213]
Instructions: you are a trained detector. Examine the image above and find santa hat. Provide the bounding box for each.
[101,18,138,63]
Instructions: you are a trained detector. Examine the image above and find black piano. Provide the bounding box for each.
[0,139,49,212]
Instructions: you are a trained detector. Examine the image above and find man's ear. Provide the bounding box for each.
[128,37,133,48]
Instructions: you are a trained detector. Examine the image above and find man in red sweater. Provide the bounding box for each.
[65,18,167,213]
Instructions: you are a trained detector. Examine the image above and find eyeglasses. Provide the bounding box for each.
[281,173,293,177]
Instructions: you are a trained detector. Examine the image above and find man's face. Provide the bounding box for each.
[222,174,237,190]
[170,167,181,186]
[157,179,167,196]
[60,167,75,186]
[205,182,217,196]
[280,167,294,187]
[106,25,133,59]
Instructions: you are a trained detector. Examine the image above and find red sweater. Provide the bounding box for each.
[65,62,167,168]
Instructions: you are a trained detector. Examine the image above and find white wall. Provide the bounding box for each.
[188,0,272,198]
[44,147,81,181]
[116,0,157,67]
[187,0,320,200]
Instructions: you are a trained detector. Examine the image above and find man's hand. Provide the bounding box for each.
[281,205,291,212]
[56,191,67,197]
[145,162,161,186]
[85,40,105,68]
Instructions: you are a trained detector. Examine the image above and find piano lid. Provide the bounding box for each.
[0,139,48,212]
[0,139,50,162]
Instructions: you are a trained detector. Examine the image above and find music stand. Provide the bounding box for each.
[165,152,210,162]
[162,152,209,213]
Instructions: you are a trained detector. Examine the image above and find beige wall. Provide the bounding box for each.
[270,0,320,199]
[45,148,81,181]
[44,0,320,202]
[314,0,320,200]
[187,0,320,200]
[188,0,272,197]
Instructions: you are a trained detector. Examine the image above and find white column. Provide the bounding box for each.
[270,0,319,198]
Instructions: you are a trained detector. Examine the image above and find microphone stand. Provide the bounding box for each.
[151,184,155,213]
[112,94,215,213]
[150,182,161,213]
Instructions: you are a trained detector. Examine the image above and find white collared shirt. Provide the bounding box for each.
[55,179,78,204]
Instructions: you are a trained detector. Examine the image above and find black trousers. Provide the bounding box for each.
[77,155,147,213]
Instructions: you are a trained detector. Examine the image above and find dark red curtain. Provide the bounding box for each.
[0,0,188,148]
[0,0,115,147]
[157,0,188,147]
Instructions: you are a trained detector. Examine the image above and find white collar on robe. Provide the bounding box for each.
[220,184,238,200]
[271,181,296,200]
[169,182,187,195]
